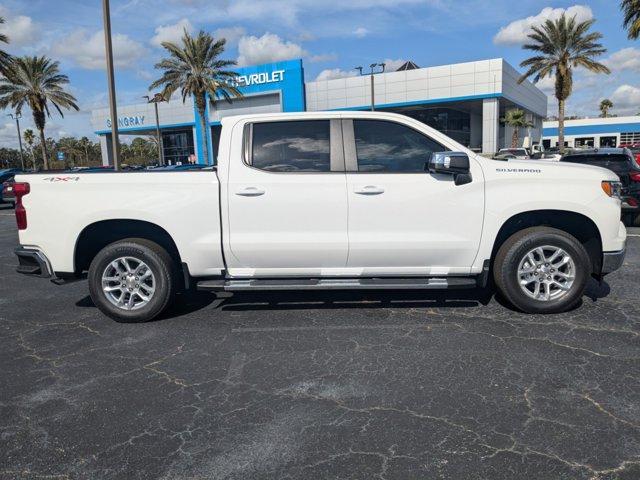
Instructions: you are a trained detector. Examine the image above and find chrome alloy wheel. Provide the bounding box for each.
[517,245,576,302]
[101,256,156,310]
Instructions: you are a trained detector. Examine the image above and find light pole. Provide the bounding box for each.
[7,113,24,170]
[102,0,121,170]
[355,63,385,111]
[143,93,166,166]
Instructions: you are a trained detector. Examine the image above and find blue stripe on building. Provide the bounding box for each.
[543,122,640,137]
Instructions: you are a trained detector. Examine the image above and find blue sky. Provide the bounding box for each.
[0,0,639,146]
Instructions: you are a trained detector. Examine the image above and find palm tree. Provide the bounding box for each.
[599,98,613,118]
[621,0,640,39]
[501,109,533,147]
[0,56,79,170]
[23,128,35,170]
[518,14,610,152]
[150,29,242,164]
[0,17,11,75]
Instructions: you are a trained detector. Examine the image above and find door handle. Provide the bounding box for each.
[354,185,384,195]
[235,187,265,197]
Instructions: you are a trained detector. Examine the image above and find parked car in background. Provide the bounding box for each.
[561,148,640,225]
[0,169,22,205]
[623,145,640,170]
[497,148,530,159]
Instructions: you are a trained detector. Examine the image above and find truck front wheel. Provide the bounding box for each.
[493,227,591,314]
[88,238,176,323]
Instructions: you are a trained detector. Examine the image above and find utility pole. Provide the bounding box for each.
[355,63,385,111]
[144,93,166,166]
[102,0,121,170]
[7,113,24,170]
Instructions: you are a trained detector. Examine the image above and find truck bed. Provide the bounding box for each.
[16,170,224,277]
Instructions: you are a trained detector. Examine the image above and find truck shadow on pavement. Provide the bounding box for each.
[75,279,611,320]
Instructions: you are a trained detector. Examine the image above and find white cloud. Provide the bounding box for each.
[0,122,22,148]
[494,5,593,46]
[604,47,640,72]
[237,33,306,66]
[610,85,640,115]
[213,26,246,46]
[52,29,147,70]
[0,6,39,50]
[382,58,406,72]
[314,68,357,81]
[150,18,193,47]
[353,27,369,38]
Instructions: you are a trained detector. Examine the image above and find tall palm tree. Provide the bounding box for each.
[150,29,242,164]
[23,128,35,169]
[501,109,533,148]
[0,56,79,170]
[621,0,640,39]
[518,14,610,152]
[0,17,11,75]
[599,98,613,118]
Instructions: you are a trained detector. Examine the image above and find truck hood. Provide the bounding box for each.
[487,158,620,182]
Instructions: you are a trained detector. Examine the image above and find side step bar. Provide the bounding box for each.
[197,276,479,292]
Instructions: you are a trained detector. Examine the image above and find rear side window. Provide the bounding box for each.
[563,154,630,164]
[250,120,331,172]
[353,120,445,173]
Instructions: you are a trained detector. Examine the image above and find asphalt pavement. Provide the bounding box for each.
[1,209,639,480]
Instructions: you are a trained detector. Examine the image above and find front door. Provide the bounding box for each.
[226,119,348,277]
[343,118,485,276]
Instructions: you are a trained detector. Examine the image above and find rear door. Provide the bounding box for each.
[225,118,349,276]
[342,117,485,275]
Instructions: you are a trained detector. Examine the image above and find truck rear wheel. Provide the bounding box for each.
[493,227,591,314]
[88,238,176,323]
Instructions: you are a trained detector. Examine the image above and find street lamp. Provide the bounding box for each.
[143,93,166,166]
[7,113,24,170]
[355,62,386,111]
[102,0,121,170]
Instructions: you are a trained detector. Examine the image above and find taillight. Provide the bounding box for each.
[634,153,640,168]
[631,172,640,182]
[13,182,30,230]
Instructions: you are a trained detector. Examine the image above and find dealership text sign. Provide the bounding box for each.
[106,115,145,128]
[233,70,285,88]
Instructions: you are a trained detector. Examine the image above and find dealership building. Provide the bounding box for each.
[543,116,640,149]
[91,58,547,165]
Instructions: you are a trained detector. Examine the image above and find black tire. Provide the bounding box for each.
[88,238,176,323]
[493,227,591,314]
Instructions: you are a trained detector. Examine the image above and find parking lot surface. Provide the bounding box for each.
[1,211,639,480]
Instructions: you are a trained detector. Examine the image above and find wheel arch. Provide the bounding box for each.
[490,210,603,274]
[74,219,183,275]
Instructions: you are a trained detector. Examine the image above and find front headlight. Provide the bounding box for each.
[601,180,623,199]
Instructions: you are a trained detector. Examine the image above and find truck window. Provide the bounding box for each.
[250,120,331,172]
[353,120,446,173]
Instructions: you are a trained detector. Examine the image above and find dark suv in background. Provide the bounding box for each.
[561,148,640,225]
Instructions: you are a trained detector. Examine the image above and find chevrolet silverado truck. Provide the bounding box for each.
[13,111,626,322]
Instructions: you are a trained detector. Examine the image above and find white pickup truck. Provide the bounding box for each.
[13,111,626,322]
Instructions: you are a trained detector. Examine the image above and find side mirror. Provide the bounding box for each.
[427,151,470,175]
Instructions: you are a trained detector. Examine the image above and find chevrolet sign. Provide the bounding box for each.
[233,70,285,88]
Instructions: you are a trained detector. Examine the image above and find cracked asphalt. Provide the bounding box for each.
[1,210,639,480]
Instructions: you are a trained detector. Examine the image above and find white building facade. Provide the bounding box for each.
[543,116,640,149]
[91,58,547,165]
